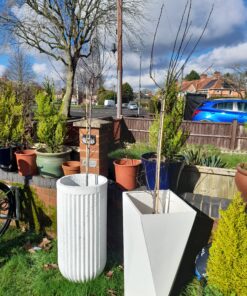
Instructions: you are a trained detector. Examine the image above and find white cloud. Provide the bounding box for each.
[185,42,247,74]
[144,0,247,47]
[32,63,47,75]
[0,65,6,76]
[32,61,65,84]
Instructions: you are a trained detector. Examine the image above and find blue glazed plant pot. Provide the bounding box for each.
[141,152,185,192]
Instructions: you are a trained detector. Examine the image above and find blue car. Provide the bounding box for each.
[192,99,247,123]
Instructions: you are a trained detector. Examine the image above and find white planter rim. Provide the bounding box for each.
[57,173,108,192]
[125,190,196,216]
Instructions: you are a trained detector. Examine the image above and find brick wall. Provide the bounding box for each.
[0,169,57,235]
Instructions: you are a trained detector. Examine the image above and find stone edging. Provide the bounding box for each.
[181,192,231,219]
[0,169,57,189]
[185,165,236,177]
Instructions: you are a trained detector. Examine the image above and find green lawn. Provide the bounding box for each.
[108,142,247,170]
[0,228,124,296]
[221,153,247,169]
[108,142,154,160]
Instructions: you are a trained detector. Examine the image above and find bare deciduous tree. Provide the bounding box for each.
[4,46,34,84]
[76,35,108,99]
[223,66,247,99]
[0,0,145,117]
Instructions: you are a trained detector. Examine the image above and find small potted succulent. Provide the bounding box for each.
[35,81,71,178]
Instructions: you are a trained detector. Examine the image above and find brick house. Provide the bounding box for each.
[181,71,245,98]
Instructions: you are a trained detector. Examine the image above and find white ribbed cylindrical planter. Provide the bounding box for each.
[57,173,108,282]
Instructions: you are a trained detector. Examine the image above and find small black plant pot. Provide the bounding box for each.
[141,152,185,192]
[0,146,18,171]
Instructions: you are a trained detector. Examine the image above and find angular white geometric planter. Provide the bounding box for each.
[56,173,108,282]
[123,190,196,296]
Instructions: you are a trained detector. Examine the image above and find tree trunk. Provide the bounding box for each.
[61,61,76,117]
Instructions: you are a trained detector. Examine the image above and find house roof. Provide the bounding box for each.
[181,72,238,92]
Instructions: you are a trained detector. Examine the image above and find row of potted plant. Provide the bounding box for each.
[0,80,80,178]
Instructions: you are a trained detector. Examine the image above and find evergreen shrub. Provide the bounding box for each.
[149,82,189,160]
[0,82,24,146]
[207,193,247,295]
[35,82,66,153]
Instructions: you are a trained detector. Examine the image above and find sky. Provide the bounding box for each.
[1,0,247,91]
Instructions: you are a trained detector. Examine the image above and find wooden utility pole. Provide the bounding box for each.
[117,0,123,118]
[138,50,142,116]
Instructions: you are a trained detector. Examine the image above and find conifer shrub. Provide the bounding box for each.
[35,81,66,153]
[0,82,24,146]
[149,82,189,160]
[207,193,247,295]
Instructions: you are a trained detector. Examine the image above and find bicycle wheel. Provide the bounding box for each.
[0,182,15,237]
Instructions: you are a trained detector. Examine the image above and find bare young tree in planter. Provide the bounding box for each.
[123,2,213,295]
[142,0,213,213]
[0,0,145,117]
[56,37,112,282]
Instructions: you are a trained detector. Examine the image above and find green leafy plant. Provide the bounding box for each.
[181,145,226,168]
[180,279,203,296]
[207,193,247,295]
[149,82,189,160]
[0,82,24,147]
[35,81,66,153]
[180,279,227,296]
[201,155,226,168]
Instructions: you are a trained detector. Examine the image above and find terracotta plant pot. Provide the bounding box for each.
[15,149,37,176]
[235,163,247,203]
[62,161,81,176]
[113,158,141,190]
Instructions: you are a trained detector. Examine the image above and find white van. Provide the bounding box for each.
[104,100,115,107]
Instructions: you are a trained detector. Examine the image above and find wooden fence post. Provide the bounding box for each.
[230,120,238,150]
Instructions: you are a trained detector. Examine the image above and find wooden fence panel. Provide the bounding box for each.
[182,121,232,149]
[123,117,154,143]
[122,117,247,151]
[236,124,247,151]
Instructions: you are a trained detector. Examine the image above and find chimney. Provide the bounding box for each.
[200,74,207,79]
[214,71,221,79]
